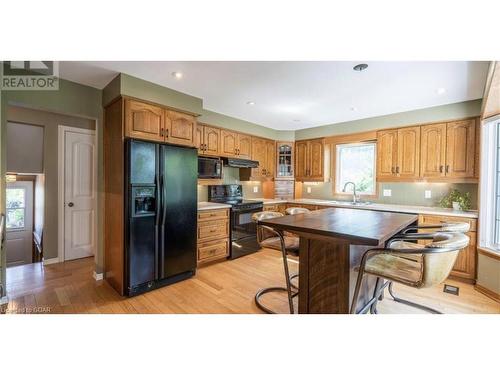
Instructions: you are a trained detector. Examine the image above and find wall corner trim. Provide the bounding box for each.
[43,257,60,265]
[474,283,500,304]
[93,271,104,281]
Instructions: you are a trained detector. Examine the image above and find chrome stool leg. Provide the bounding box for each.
[387,281,442,314]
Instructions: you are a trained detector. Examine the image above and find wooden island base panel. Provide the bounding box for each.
[260,207,418,313]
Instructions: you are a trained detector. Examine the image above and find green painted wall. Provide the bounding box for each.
[295,99,482,140]
[0,78,104,298]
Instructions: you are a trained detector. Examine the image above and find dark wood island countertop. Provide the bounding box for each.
[259,207,418,313]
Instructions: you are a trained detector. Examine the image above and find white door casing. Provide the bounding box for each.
[59,126,97,261]
[6,181,34,267]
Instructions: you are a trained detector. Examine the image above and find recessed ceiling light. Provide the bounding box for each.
[353,63,368,71]
[350,106,357,111]
[246,101,255,106]
[436,87,446,95]
[171,71,183,79]
[293,119,300,122]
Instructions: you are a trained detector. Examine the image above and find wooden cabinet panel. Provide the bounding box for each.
[251,137,267,178]
[221,130,238,157]
[238,134,252,159]
[265,140,275,177]
[124,99,165,142]
[197,208,230,265]
[166,111,196,147]
[397,126,420,178]
[198,239,229,263]
[418,214,477,283]
[195,125,203,153]
[446,120,476,178]
[203,126,221,156]
[295,141,308,180]
[308,139,324,179]
[377,129,398,179]
[420,123,447,178]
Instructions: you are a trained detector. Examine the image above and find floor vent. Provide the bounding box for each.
[443,284,459,296]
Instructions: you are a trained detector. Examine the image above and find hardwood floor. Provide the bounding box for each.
[2,249,499,314]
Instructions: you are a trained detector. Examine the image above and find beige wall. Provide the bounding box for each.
[6,122,44,173]
[6,106,96,261]
[476,253,500,297]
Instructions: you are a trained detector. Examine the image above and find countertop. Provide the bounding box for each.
[197,202,231,211]
[260,207,418,245]
[248,198,478,218]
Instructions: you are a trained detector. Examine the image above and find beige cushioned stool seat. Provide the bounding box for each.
[365,253,423,287]
[389,240,424,262]
[260,236,300,251]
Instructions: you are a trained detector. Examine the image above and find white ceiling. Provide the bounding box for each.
[59,61,489,131]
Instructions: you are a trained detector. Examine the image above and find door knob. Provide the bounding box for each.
[68,202,74,207]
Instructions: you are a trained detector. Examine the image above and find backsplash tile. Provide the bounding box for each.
[301,182,478,209]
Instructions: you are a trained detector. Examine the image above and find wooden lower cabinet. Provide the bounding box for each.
[285,203,320,211]
[418,214,477,283]
[197,209,230,265]
[263,204,286,213]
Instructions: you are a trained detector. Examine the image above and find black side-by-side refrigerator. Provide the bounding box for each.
[125,139,197,296]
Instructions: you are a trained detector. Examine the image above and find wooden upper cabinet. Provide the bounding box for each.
[203,126,221,156]
[397,126,420,178]
[165,111,196,147]
[251,137,267,178]
[265,140,276,177]
[377,129,398,179]
[195,125,203,152]
[238,134,252,159]
[124,99,165,142]
[420,123,447,178]
[295,141,308,180]
[308,139,324,179]
[446,120,476,178]
[221,130,238,157]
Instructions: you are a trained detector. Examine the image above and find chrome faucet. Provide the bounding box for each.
[342,181,357,204]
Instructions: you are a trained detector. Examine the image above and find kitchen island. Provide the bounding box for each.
[260,207,418,313]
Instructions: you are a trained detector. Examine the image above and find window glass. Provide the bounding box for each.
[335,142,376,195]
[6,188,26,229]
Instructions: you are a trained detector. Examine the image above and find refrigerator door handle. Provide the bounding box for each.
[154,175,161,280]
[160,173,167,278]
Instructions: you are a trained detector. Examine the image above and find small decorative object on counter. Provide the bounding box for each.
[439,189,471,211]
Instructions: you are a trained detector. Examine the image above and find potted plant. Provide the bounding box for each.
[438,189,471,211]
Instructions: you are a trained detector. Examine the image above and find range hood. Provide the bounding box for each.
[222,157,259,168]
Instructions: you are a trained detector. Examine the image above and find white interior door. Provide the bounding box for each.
[6,181,34,267]
[63,129,97,261]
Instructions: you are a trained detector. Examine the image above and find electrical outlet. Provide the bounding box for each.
[425,190,432,199]
[253,186,259,193]
[383,189,392,197]
[306,186,312,194]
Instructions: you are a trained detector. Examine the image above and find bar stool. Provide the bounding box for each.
[252,211,299,314]
[350,231,470,314]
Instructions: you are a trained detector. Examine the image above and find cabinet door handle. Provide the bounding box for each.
[204,144,207,151]
[445,165,450,173]
[160,128,164,137]
[439,165,443,173]
[165,129,169,138]
[391,167,395,174]
[396,166,400,174]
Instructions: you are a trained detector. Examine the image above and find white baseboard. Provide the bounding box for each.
[43,257,60,265]
[93,271,104,281]
[0,295,9,305]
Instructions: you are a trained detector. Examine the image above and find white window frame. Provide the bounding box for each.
[479,117,500,252]
[5,186,27,232]
[335,142,377,196]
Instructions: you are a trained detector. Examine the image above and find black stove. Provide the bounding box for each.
[208,185,263,259]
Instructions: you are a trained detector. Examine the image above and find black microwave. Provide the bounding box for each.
[198,157,223,179]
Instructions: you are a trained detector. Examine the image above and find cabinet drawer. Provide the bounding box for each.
[418,214,476,232]
[198,209,229,221]
[198,220,229,240]
[198,239,229,262]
